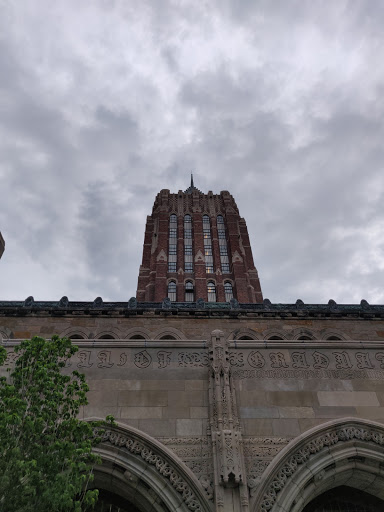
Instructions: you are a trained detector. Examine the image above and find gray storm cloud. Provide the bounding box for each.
[0,0,383,303]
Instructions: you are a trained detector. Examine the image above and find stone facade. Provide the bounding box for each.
[1,300,384,510]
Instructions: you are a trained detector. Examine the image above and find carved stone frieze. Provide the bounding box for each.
[259,424,384,512]
[98,429,207,511]
[159,436,213,501]
[243,437,291,496]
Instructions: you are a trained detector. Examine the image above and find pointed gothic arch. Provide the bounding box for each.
[89,422,212,512]
[251,418,384,512]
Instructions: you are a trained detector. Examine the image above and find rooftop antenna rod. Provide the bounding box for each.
[191,173,194,188]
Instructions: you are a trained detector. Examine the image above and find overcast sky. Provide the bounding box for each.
[1,0,384,304]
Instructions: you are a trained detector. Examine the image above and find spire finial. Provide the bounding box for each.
[184,172,199,194]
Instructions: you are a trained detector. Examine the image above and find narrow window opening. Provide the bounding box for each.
[185,281,194,302]
[168,214,178,272]
[207,281,216,302]
[168,281,177,302]
[224,282,233,302]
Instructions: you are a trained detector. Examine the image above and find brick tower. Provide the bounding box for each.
[136,177,263,303]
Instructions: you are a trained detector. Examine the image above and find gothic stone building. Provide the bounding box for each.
[1,185,384,512]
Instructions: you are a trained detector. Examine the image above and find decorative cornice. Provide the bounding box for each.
[0,300,383,319]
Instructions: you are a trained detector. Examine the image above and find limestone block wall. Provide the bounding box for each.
[1,305,384,342]
[2,304,384,510]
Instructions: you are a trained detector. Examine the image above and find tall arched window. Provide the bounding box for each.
[185,281,194,302]
[168,280,176,302]
[217,215,230,273]
[168,214,177,272]
[224,282,233,302]
[203,215,214,273]
[207,281,216,302]
[184,214,193,273]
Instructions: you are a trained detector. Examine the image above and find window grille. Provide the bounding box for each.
[224,282,233,302]
[169,215,178,269]
[185,281,194,302]
[217,216,230,273]
[203,215,214,273]
[184,215,193,269]
[207,281,216,302]
[168,281,176,301]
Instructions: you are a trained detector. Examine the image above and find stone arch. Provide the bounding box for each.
[0,330,9,341]
[251,418,384,512]
[319,328,349,340]
[124,327,150,340]
[229,328,260,341]
[90,422,212,512]
[154,327,184,340]
[290,328,317,340]
[262,329,287,341]
[60,327,89,339]
[94,328,122,340]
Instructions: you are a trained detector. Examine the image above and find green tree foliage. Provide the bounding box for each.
[0,335,113,511]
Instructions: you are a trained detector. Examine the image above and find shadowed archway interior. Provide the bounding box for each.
[302,486,384,512]
[95,490,141,512]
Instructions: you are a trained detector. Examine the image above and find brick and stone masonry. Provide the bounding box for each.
[136,178,263,304]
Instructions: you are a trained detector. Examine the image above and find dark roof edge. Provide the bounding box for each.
[0,299,382,316]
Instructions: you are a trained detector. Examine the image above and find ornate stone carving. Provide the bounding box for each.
[128,297,137,309]
[58,296,69,308]
[196,298,205,308]
[99,429,206,512]
[162,297,172,309]
[243,437,290,496]
[208,330,249,511]
[156,437,214,502]
[24,296,34,307]
[93,297,103,308]
[259,424,384,512]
